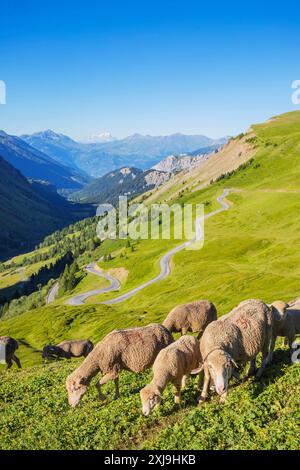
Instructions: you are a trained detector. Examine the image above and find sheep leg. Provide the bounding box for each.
[198,366,210,404]
[95,381,107,401]
[288,334,295,360]
[173,379,182,405]
[256,351,268,379]
[114,378,120,400]
[181,328,188,336]
[13,355,22,369]
[98,370,120,400]
[198,369,204,389]
[6,359,12,369]
[181,375,188,389]
[266,335,276,365]
[243,359,256,381]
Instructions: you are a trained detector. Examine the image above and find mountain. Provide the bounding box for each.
[21,130,227,178]
[71,166,171,205]
[0,131,90,191]
[84,132,116,143]
[21,130,86,170]
[0,155,93,260]
[152,146,221,173]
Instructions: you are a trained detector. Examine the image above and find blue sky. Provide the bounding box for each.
[0,0,300,140]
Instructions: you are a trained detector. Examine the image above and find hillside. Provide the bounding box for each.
[1,111,300,450]
[72,146,223,205]
[0,131,90,191]
[21,130,227,177]
[0,156,93,260]
[71,167,172,204]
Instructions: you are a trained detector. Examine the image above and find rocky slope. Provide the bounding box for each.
[71,166,172,204]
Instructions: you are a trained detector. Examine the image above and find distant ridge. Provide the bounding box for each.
[0,131,90,191]
[21,130,227,177]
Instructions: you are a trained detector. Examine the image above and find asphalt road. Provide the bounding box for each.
[65,263,121,306]
[46,281,59,304]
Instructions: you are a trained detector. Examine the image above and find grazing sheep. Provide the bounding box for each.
[194,299,273,404]
[163,300,217,338]
[140,335,201,416]
[269,300,300,360]
[66,324,173,407]
[0,336,21,369]
[42,339,94,360]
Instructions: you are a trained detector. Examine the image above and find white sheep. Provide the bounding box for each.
[163,300,217,338]
[193,299,273,404]
[66,324,173,407]
[269,300,300,361]
[140,335,201,416]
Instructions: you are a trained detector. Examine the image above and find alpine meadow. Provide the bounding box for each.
[0,111,299,450]
[1,1,300,456]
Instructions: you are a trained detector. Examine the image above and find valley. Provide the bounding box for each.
[0,111,300,450]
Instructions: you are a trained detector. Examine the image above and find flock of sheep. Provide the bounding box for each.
[1,296,299,416]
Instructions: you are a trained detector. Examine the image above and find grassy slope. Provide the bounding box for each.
[0,111,300,449]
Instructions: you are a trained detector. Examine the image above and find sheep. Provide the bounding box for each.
[163,300,217,338]
[140,335,201,416]
[42,339,94,360]
[269,300,300,361]
[0,336,21,369]
[66,323,173,407]
[193,299,273,404]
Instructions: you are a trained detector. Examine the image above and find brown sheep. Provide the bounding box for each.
[163,300,217,338]
[66,324,173,407]
[0,336,21,369]
[140,335,201,416]
[42,339,94,360]
[193,299,273,404]
[269,300,300,361]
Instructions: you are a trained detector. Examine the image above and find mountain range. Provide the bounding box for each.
[0,131,90,191]
[21,130,227,178]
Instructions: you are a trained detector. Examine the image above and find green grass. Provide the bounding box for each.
[0,348,298,450]
[1,111,300,449]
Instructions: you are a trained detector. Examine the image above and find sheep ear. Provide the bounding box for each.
[191,364,204,375]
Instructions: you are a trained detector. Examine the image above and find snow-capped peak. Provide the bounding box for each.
[87,132,116,143]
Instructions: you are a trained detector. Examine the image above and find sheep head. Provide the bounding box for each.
[66,373,88,407]
[140,384,163,416]
[42,345,59,359]
[271,301,289,325]
[205,350,237,397]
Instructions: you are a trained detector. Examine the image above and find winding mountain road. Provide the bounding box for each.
[46,281,59,304]
[66,263,121,306]
[66,189,231,307]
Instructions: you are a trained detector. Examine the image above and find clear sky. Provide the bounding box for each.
[0,0,300,140]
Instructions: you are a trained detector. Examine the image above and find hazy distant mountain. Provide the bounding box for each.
[21,130,227,178]
[0,131,90,191]
[71,166,171,205]
[84,132,117,143]
[20,130,87,171]
[0,155,93,260]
